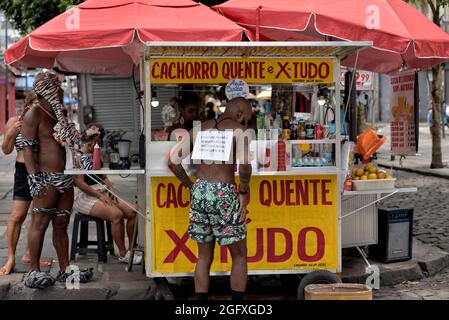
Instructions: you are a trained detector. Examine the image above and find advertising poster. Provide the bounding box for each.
[390,71,417,156]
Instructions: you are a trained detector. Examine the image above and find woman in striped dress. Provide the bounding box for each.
[0,92,50,276]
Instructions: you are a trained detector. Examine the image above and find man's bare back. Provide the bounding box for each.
[194,118,246,185]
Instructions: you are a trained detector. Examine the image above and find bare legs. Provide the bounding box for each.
[195,241,216,293]
[0,200,30,275]
[89,197,137,258]
[228,239,248,293]
[194,239,248,296]
[28,187,73,272]
[90,202,127,257]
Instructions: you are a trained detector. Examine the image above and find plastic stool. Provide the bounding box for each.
[70,212,115,263]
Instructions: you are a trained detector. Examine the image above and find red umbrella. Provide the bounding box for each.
[215,0,449,73]
[4,0,246,75]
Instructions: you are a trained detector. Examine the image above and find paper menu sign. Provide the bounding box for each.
[390,71,416,156]
[191,130,233,162]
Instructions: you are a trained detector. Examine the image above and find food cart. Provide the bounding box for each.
[140,42,417,297]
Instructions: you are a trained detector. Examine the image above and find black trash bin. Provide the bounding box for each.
[368,207,413,263]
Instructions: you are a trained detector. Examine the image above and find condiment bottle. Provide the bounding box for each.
[93,143,102,170]
[298,120,306,140]
[277,139,286,171]
[282,116,291,140]
[315,123,323,139]
[305,120,315,140]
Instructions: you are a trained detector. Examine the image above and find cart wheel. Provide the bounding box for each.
[297,271,341,300]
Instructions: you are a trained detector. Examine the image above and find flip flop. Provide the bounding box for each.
[55,267,94,283]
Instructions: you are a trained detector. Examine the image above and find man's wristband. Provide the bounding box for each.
[239,190,248,195]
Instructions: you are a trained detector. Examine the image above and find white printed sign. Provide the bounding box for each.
[191,130,233,162]
[225,79,249,100]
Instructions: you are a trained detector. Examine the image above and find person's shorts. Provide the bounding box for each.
[188,178,246,246]
[73,184,106,215]
[13,162,32,202]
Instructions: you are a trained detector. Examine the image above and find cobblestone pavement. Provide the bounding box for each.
[374,169,449,299]
[381,169,449,252]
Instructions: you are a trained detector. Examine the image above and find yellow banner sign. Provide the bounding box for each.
[149,58,334,84]
[150,175,339,275]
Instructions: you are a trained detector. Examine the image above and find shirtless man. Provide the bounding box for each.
[21,73,92,289]
[168,97,253,300]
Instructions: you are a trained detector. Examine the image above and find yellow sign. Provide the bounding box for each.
[149,58,334,84]
[150,175,339,275]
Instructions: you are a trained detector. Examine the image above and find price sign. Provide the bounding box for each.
[340,69,374,90]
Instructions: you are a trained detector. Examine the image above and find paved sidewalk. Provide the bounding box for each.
[2,130,449,299]
[0,134,163,300]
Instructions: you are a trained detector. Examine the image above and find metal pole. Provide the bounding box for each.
[442,100,446,139]
[4,18,8,122]
[444,62,449,139]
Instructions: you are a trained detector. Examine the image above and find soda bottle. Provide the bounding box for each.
[282,116,291,140]
[315,122,323,139]
[257,112,265,130]
[305,120,315,140]
[273,113,282,129]
[290,117,298,140]
[298,120,306,140]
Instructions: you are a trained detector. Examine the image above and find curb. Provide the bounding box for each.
[342,240,449,287]
[154,277,176,300]
[378,162,449,180]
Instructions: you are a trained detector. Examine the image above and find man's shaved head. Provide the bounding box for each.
[225,97,253,123]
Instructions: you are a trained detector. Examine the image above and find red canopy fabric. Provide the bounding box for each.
[215,0,449,74]
[5,0,245,75]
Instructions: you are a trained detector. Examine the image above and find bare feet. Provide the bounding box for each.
[0,259,15,276]
[21,257,51,268]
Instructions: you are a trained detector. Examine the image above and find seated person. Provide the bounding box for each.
[73,124,141,265]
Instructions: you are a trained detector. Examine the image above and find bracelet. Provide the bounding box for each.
[239,190,248,195]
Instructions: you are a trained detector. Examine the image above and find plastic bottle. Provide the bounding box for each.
[265,113,273,129]
[257,112,265,130]
[273,113,282,129]
[315,122,323,139]
[263,146,271,170]
[277,139,286,171]
[282,116,291,140]
[93,143,102,170]
[298,120,306,140]
[305,120,315,140]
[290,117,298,140]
